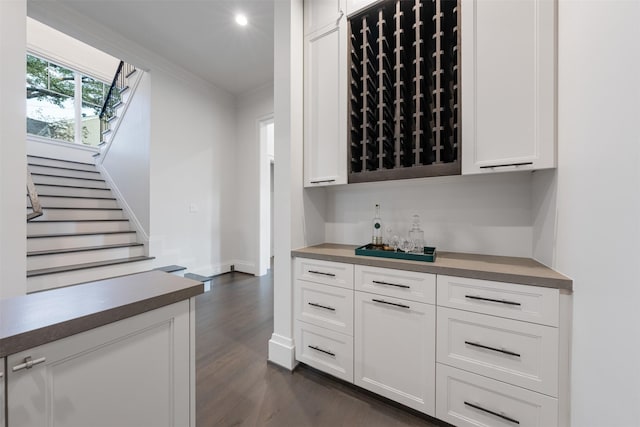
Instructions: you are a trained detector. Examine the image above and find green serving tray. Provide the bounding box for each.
[355,244,437,262]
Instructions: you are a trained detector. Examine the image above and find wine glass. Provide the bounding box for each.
[388,235,400,252]
[399,237,415,253]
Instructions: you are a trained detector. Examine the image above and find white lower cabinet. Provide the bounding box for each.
[7,301,193,427]
[293,257,568,425]
[354,291,436,415]
[1,358,5,427]
[436,364,558,427]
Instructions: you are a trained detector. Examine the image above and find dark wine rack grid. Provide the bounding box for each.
[348,0,460,183]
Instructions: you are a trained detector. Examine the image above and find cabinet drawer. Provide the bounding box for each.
[436,364,558,427]
[295,280,353,335]
[355,265,435,304]
[295,258,354,289]
[437,275,559,326]
[437,307,558,397]
[295,322,353,383]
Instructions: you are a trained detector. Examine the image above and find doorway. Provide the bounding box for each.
[259,117,274,276]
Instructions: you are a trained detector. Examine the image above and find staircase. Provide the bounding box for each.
[26,155,154,293]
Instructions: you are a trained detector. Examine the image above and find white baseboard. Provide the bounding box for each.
[233,259,257,276]
[268,333,297,370]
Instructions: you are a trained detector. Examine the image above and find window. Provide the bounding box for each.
[26,54,112,146]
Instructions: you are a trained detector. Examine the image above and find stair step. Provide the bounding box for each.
[28,219,131,234]
[28,165,102,180]
[27,243,145,270]
[125,69,137,78]
[27,156,97,172]
[107,115,117,123]
[29,195,119,209]
[31,174,109,189]
[27,231,137,252]
[34,185,113,198]
[102,129,112,136]
[28,208,125,221]
[27,155,95,166]
[154,265,187,277]
[119,86,130,95]
[27,256,155,293]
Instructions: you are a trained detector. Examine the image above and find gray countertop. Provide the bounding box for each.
[0,270,204,358]
[292,243,572,291]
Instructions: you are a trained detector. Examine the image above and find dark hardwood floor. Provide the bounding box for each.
[196,269,442,427]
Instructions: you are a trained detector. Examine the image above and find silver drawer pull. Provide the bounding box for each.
[464,401,520,424]
[465,295,521,306]
[479,162,533,169]
[309,179,336,184]
[465,341,521,358]
[308,302,336,311]
[308,345,335,357]
[372,298,410,309]
[372,280,410,289]
[13,356,46,372]
[308,270,336,277]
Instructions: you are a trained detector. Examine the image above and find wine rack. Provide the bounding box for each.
[348,0,460,183]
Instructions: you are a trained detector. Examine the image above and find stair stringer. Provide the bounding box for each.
[96,68,144,163]
[97,164,149,250]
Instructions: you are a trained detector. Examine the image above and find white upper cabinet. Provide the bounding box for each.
[346,0,378,16]
[304,0,345,36]
[461,0,556,174]
[304,0,348,187]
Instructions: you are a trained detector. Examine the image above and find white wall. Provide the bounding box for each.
[0,0,27,299]
[27,17,119,82]
[554,2,640,425]
[234,84,274,275]
[148,69,237,277]
[325,172,534,257]
[101,71,151,236]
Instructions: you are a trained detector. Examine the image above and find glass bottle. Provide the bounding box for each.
[372,204,383,246]
[408,214,425,253]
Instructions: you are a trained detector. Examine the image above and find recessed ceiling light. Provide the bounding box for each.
[235,13,248,26]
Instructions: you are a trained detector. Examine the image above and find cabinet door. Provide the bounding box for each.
[354,291,436,415]
[461,0,556,174]
[7,301,192,427]
[1,358,4,427]
[303,8,348,187]
[304,0,345,36]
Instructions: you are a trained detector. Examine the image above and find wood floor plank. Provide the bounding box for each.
[196,269,444,427]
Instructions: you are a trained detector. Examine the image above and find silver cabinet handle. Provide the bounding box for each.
[12,356,46,372]
[465,341,521,358]
[308,302,336,311]
[465,295,521,306]
[308,345,335,357]
[372,298,410,309]
[372,280,410,289]
[464,401,520,424]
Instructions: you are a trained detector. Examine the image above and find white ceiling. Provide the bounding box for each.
[42,0,275,95]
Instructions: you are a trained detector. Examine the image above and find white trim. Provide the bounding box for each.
[97,69,144,164]
[97,164,149,245]
[191,262,233,278]
[268,333,297,370]
[233,259,257,276]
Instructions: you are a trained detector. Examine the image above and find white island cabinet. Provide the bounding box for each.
[0,358,4,427]
[461,0,556,174]
[303,0,348,187]
[7,301,192,427]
